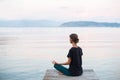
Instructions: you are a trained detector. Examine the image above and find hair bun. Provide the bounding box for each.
[70,33,79,43]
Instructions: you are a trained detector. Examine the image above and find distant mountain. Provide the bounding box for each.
[0,20,60,27]
[1,20,120,27]
[60,21,120,27]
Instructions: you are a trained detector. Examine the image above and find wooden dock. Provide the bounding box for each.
[43,69,99,80]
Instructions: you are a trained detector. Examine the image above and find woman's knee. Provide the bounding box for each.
[54,64,60,68]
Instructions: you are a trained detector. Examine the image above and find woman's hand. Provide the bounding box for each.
[52,58,71,65]
[52,60,57,64]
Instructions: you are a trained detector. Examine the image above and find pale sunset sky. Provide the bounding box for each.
[0,0,120,22]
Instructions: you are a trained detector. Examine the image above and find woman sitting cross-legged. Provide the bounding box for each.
[52,33,83,76]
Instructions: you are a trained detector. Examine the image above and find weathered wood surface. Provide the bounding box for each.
[43,69,99,80]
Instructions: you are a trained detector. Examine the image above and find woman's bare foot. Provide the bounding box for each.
[58,71,63,75]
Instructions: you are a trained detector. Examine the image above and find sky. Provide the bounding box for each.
[0,0,120,22]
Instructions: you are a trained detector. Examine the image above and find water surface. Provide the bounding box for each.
[0,27,120,80]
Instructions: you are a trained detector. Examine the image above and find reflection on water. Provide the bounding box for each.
[0,27,120,80]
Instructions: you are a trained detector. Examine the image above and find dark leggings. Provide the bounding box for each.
[54,64,72,76]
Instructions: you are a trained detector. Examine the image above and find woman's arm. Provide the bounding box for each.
[52,58,71,65]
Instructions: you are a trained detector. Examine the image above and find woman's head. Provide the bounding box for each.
[69,33,79,43]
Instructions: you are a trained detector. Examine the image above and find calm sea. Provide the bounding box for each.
[0,27,120,80]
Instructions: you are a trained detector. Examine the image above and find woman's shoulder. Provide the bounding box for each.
[71,46,82,49]
[78,46,82,49]
[70,46,82,50]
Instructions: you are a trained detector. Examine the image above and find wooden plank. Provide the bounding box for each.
[43,69,99,80]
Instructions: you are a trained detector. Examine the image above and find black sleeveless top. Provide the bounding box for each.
[67,47,83,76]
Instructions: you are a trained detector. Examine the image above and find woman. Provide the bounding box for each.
[52,33,83,76]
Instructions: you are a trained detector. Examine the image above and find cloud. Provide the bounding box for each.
[0,0,5,2]
[0,0,119,22]
[59,6,69,9]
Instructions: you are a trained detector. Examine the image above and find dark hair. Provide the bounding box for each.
[70,33,79,43]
